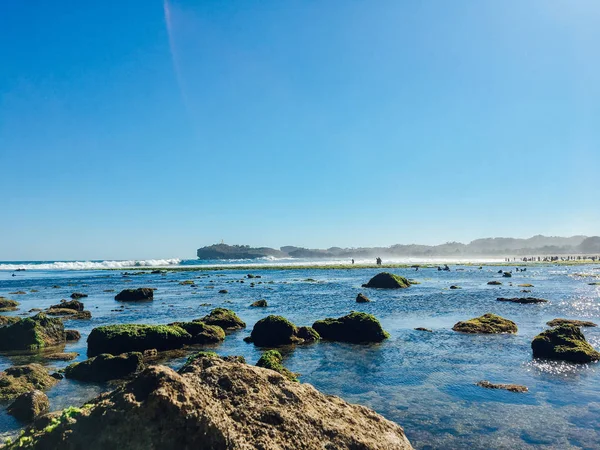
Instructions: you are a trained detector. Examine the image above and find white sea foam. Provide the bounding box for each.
[0,259,182,271]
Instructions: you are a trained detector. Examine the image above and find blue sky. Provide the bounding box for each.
[1,0,599,260]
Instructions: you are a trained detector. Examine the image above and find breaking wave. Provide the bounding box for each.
[0,259,182,271]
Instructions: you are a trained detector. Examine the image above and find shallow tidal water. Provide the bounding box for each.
[1,264,600,449]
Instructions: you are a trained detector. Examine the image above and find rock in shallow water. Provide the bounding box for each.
[362,272,411,289]
[7,390,50,422]
[199,308,246,331]
[496,297,548,304]
[0,313,65,352]
[452,313,517,334]
[313,311,389,343]
[0,364,58,402]
[114,288,154,302]
[10,355,413,449]
[477,380,528,393]
[531,324,600,363]
[65,352,145,382]
[546,318,597,328]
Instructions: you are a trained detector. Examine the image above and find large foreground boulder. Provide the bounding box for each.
[452,313,517,334]
[114,288,154,302]
[0,313,65,351]
[0,364,58,402]
[531,324,600,363]
[313,312,390,343]
[9,356,412,449]
[7,390,50,422]
[65,352,145,382]
[362,272,411,289]
[199,308,246,331]
[87,324,191,357]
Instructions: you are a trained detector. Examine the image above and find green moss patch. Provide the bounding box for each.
[312,312,389,343]
[199,308,246,331]
[452,313,517,334]
[256,350,298,382]
[532,324,600,363]
[362,272,411,289]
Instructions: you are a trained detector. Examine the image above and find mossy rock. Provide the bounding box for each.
[312,312,389,343]
[70,293,88,300]
[250,299,268,307]
[297,326,320,342]
[114,288,154,302]
[45,352,78,361]
[532,324,600,363]
[518,284,534,288]
[452,313,517,334]
[7,390,50,422]
[256,350,298,382]
[199,308,246,331]
[49,300,84,312]
[0,297,19,312]
[249,315,301,347]
[356,293,371,303]
[178,351,219,372]
[87,324,191,356]
[0,313,65,352]
[0,364,58,402]
[65,352,145,382]
[65,330,81,341]
[0,316,21,326]
[362,272,410,289]
[170,321,225,344]
[46,309,92,320]
[546,318,597,328]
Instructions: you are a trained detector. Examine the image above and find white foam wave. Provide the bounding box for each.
[0,259,182,271]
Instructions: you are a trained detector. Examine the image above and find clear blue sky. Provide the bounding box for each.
[1,0,599,260]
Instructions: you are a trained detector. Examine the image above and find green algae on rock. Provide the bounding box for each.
[256,349,298,382]
[546,318,597,328]
[362,272,411,289]
[49,299,84,312]
[65,352,145,382]
[199,308,246,331]
[248,315,302,346]
[531,324,600,363]
[476,380,528,393]
[313,312,390,343]
[0,313,65,352]
[452,313,517,334]
[0,364,58,402]
[0,316,20,326]
[170,321,225,344]
[0,297,19,312]
[87,324,191,356]
[296,326,320,342]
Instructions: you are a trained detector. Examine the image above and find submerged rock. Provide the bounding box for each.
[449,285,461,290]
[248,315,302,346]
[452,313,517,334]
[414,327,432,332]
[87,324,191,356]
[250,299,268,307]
[0,313,65,351]
[170,321,225,344]
[199,308,246,331]
[356,293,371,303]
[313,312,390,343]
[70,293,88,300]
[477,380,528,393]
[0,297,19,312]
[114,288,154,302]
[0,364,58,402]
[45,352,78,361]
[362,272,411,289]
[502,272,512,278]
[46,309,92,320]
[531,324,600,363]
[65,352,145,382]
[11,356,412,449]
[496,297,548,304]
[256,349,298,381]
[7,390,50,422]
[487,281,502,286]
[546,318,597,328]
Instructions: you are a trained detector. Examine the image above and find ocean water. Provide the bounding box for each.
[1,260,599,449]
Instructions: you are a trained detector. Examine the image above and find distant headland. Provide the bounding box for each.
[197,235,600,260]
